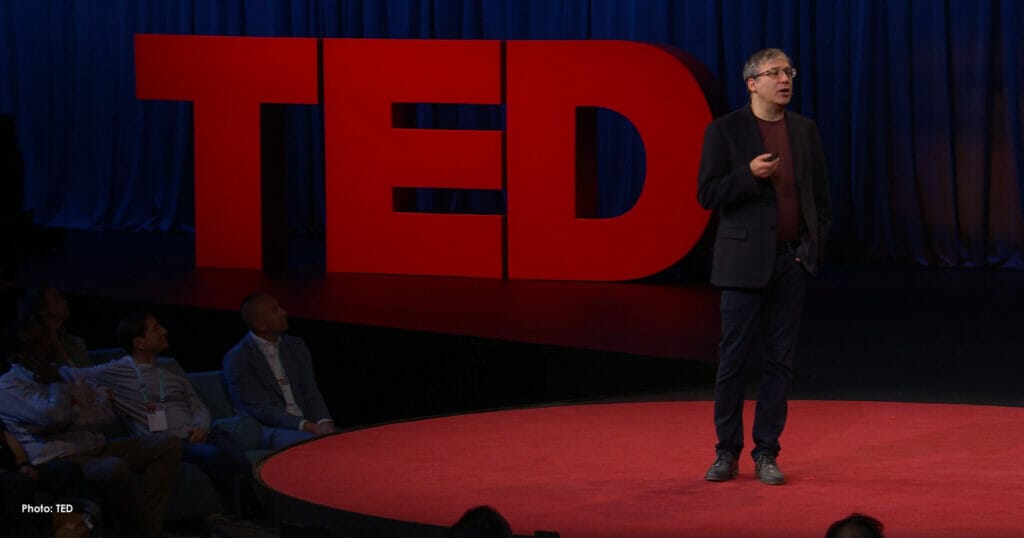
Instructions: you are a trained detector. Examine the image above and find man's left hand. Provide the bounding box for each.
[314,421,335,436]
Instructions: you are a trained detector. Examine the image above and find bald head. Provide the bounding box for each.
[241,293,289,337]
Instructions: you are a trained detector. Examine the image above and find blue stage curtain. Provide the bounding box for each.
[1,1,1021,268]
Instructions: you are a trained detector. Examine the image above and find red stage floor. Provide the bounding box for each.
[260,401,1024,538]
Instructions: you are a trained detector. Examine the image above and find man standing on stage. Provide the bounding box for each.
[696,48,831,485]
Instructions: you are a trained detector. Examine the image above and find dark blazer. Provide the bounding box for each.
[697,105,832,288]
[222,334,332,430]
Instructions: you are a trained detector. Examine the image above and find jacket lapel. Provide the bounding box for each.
[740,105,766,156]
[278,340,296,394]
[277,339,310,414]
[246,336,285,399]
[785,113,805,188]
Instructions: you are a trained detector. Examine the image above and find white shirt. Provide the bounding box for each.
[248,332,304,419]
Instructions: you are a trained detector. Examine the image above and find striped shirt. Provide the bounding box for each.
[63,356,210,439]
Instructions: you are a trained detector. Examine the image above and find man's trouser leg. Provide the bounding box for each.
[714,286,765,457]
[751,253,806,460]
[92,433,182,536]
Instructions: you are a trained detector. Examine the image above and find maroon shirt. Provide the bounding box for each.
[757,116,801,242]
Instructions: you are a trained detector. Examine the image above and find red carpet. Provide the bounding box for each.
[260,401,1024,537]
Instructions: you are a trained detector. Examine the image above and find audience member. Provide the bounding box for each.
[223,293,334,450]
[825,513,885,538]
[63,311,253,514]
[18,286,92,367]
[0,320,180,538]
[448,505,513,538]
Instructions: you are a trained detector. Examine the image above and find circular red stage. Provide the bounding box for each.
[259,401,1024,538]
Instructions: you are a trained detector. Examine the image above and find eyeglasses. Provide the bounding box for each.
[750,67,797,80]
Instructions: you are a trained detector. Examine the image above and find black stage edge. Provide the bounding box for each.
[0,285,718,429]
[2,230,722,428]
[250,417,565,538]
[6,230,1024,420]
[8,230,720,360]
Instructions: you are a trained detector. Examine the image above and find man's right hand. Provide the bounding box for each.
[750,153,780,179]
[302,420,335,435]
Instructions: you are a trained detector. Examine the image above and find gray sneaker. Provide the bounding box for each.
[754,454,786,485]
[704,451,738,482]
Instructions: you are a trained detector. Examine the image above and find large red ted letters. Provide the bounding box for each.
[135,35,711,281]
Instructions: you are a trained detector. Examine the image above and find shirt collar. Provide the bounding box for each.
[248,331,280,350]
[127,355,156,370]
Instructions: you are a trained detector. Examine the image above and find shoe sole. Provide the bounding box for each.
[704,469,739,482]
[755,473,786,485]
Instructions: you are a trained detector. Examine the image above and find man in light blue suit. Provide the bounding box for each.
[222,293,334,450]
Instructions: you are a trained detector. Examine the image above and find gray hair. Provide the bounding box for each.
[742,48,790,80]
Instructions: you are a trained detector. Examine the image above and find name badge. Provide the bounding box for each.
[146,404,169,432]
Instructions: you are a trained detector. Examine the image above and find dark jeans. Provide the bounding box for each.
[182,428,252,513]
[262,425,313,450]
[67,433,182,538]
[714,248,806,461]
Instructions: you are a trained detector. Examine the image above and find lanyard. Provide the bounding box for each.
[130,360,165,405]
